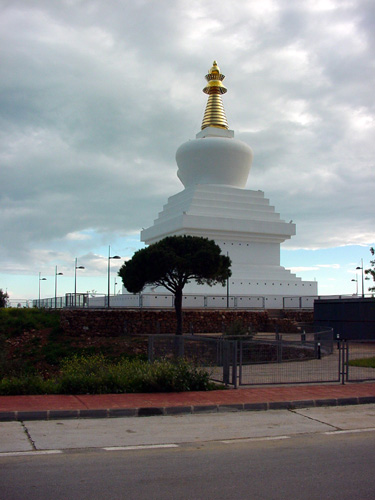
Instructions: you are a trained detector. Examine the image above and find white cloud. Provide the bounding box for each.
[317,264,341,269]
[65,232,92,241]
[288,267,319,272]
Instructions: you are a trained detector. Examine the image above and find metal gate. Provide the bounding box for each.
[148,333,375,387]
[237,329,341,386]
[341,340,375,383]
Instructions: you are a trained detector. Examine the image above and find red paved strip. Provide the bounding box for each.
[0,383,375,413]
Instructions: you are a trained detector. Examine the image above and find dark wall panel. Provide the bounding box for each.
[314,298,375,339]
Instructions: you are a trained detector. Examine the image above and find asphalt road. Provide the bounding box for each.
[1,405,375,499]
[1,432,375,500]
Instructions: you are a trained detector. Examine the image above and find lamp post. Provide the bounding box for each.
[54,266,63,309]
[108,245,121,308]
[356,259,364,297]
[74,258,85,307]
[226,252,229,308]
[38,272,47,308]
[351,276,358,295]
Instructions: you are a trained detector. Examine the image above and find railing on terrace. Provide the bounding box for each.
[31,293,370,310]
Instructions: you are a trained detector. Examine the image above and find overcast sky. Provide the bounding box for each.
[1,0,374,302]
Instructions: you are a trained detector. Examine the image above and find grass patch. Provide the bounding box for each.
[0,354,216,395]
[348,357,375,368]
[0,308,60,337]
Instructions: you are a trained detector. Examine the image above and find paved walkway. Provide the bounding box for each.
[1,383,375,421]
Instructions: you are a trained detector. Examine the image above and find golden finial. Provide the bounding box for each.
[201,60,229,130]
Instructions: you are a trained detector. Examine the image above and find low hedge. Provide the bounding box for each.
[0,354,216,395]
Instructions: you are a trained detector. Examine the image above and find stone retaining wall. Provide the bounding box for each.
[59,309,313,337]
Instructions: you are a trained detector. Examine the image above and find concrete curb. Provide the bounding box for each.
[1,396,375,422]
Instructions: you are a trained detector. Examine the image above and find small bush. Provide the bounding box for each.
[0,375,57,396]
[224,319,256,339]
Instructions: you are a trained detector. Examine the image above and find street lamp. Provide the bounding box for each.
[108,245,121,308]
[54,266,63,309]
[74,258,85,307]
[356,259,364,297]
[38,272,47,308]
[351,277,358,295]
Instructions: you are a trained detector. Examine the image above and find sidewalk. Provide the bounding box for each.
[1,382,375,421]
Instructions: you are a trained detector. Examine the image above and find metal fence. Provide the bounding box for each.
[147,332,375,387]
[148,329,337,388]
[147,335,238,386]
[342,340,375,383]
[238,329,339,386]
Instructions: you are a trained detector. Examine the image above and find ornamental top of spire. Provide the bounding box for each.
[203,60,227,95]
[201,60,229,130]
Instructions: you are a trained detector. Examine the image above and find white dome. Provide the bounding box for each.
[176,134,253,188]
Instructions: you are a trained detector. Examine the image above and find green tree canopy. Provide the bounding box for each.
[0,289,9,308]
[365,247,375,292]
[118,235,231,334]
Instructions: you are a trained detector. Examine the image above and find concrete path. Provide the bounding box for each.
[1,404,375,453]
[1,382,375,421]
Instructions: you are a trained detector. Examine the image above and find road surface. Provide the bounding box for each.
[1,404,374,499]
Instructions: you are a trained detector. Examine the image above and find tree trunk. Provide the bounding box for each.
[174,288,183,335]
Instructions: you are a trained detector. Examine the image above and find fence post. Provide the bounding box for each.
[339,340,346,385]
[223,341,230,385]
[345,340,349,383]
[277,336,282,363]
[148,335,154,362]
[239,340,243,386]
[232,341,238,388]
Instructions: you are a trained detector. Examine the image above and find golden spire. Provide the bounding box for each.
[201,61,229,130]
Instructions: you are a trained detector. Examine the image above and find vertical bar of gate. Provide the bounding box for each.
[340,340,346,385]
[345,340,349,382]
[232,341,238,388]
[222,340,230,385]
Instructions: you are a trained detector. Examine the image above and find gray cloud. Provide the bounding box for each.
[0,0,374,282]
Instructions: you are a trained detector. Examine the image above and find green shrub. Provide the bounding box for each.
[224,319,256,339]
[0,354,215,395]
[57,355,213,394]
[0,375,57,396]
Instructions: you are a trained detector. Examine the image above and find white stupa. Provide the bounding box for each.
[141,61,318,299]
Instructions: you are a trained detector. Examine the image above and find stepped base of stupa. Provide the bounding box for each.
[141,184,318,297]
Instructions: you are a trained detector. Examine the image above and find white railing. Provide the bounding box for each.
[32,292,368,310]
